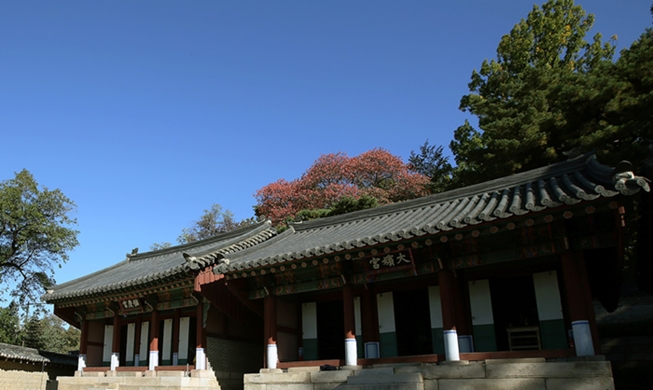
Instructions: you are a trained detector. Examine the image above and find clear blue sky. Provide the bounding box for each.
[1,1,651,293]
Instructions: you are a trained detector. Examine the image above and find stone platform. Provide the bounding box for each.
[244,358,615,390]
[57,369,221,390]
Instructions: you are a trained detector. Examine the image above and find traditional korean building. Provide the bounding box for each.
[45,153,649,389]
[43,222,278,389]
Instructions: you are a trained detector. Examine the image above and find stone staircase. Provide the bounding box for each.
[245,358,615,390]
[345,367,423,390]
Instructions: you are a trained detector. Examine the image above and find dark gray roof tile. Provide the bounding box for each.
[213,154,650,275]
[44,221,277,303]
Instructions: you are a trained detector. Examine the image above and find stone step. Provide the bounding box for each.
[348,372,423,384]
[343,370,424,390]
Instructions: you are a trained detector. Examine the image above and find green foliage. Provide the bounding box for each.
[177,204,256,244]
[329,195,379,216]
[295,208,332,222]
[408,140,453,193]
[22,312,80,354]
[451,0,618,185]
[0,170,79,306]
[0,303,21,344]
[149,242,172,251]
[22,314,44,350]
[294,195,379,224]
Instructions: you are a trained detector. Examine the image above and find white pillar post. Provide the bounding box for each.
[572,320,595,356]
[444,329,460,361]
[345,338,357,366]
[195,348,206,370]
[149,350,159,370]
[77,354,86,371]
[266,344,278,369]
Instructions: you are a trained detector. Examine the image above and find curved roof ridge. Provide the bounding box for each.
[44,221,276,303]
[290,153,593,231]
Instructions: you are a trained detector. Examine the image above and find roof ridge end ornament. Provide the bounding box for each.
[183,253,197,262]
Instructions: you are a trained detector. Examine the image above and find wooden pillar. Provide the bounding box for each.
[360,287,380,358]
[195,302,206,369]
[264,295,278,369]
[343,285,357,366]
[438,269,460,361]
[111,315,120,370]
[149,310,159,370]
[561,251,596,356]
[78,319,88,371]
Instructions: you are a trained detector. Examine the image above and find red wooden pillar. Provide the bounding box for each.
[438,269,460,360]
[149,310,159,370]
[360,287,380,358]
[343,285,357,366]
[264,295,278,368]
[111,314,120,370]
[78,319,88,371]
[561,251,596,356]
[195,302,206,369]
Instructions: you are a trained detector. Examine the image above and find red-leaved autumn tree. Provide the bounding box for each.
[254,149,431,225]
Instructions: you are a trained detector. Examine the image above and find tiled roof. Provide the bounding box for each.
[0,343,77,366]
[44,221,277,303]
[0,342,47,364]
[213,154,650,275]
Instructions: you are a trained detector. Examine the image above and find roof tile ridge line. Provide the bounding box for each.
[47,225,277,302]
[127,220,272,260]
[213,226,297,274]
[188,222,275,259]
[197,226,278,262]
[222,225,296,261]
[45,257,131,293]
[289,154,593,231]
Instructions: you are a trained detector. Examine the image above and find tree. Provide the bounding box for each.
[150,204,256,250]
[602,27,653,162]
[450,0,616,186]
[0,303,21,344]
[21,312,80,353]
[0,170,78,306]
[408,140,453,193]
[254,148,431,225]
[178,204,255,244]
[38,313,80,354]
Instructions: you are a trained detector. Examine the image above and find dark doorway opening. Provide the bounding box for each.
[394,288,433,356]
[119,324,128,366]
[490,275,539,351]
[316,300,344,359]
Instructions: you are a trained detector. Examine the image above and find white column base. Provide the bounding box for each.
[77,354,86,371]
[172,352,178,366]
[572,320,595,356]
[345,338,357,366]
[444,329,460,361]
[134,354,140,367]
[195,348,206,370]
[266,344,278,369]
[110,353,119,371]
[149,350,159,370]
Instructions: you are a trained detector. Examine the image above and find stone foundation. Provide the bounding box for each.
[244,358,615,390]
[57,369,221,390]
